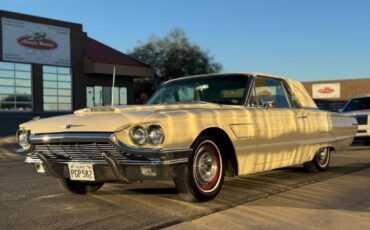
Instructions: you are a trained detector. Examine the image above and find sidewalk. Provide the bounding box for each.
[167,168,370,230]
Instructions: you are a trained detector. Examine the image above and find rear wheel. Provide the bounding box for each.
[174,136,224,202]
[303,148,331,172]
[57,178,104,194]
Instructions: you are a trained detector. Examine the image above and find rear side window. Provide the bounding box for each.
[249,78,290,108]
[283,83,301,109]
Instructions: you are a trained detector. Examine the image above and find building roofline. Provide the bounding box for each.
[83,35,151,68]
[0,9,82,27]
[303,77,370,83]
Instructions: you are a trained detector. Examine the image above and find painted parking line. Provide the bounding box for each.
[0,151,22,160]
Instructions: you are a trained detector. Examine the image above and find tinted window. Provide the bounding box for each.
[43,65,72,111]
[148,75,249,105]
[0,61,32,111]
[343,97,370,112]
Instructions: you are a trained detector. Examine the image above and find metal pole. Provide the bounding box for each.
[111,66,116,106]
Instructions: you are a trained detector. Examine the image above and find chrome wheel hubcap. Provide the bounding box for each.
[193,141,221,192]
[317,148,329,166]
[197,152,217,183]
[319,150,327,160]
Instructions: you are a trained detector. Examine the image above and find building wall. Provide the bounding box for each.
[0,10,84,113]
[303,78,370,101]
[303,78,370,111]
[0,10,136,136]
[0,10,135,112]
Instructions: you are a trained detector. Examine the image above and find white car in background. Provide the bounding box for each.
[340,94,370,145]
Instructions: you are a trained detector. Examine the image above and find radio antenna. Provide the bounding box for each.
[111,65,116,106]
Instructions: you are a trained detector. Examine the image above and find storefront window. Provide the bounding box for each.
[0,61,32,111]
[43,66,72,111]
[86,86,127,107]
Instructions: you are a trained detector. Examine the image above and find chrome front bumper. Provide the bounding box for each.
[355,125,370,137]
[25,133,192,182]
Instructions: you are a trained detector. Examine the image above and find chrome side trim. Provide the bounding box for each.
[161,158,189,165]
[25,156,188,166]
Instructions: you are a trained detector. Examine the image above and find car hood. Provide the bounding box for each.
[20,103,223,134]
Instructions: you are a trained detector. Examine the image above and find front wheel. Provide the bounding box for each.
[174,136,224,202]
[303,148,331,172]
[57,178,104,194]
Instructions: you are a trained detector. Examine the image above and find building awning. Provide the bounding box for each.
[82,35,154,78]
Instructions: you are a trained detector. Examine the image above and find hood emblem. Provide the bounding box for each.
[58,124,84,129]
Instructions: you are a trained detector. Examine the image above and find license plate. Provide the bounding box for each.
[68,163,95,181]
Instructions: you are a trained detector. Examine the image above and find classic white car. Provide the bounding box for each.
[17,73,357,202]
[340,94,370,145]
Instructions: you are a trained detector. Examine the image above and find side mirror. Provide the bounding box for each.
[261,98,274,109]
[338,109,343,113]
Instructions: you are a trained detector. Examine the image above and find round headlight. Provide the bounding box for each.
[147,125,164,145]
[129,126,147,145]
[17,130,31,150]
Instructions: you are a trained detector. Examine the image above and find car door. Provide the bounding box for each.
[283,81,313,162]
[247,77,303,171]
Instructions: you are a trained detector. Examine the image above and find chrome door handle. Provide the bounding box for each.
[297,115,308,119]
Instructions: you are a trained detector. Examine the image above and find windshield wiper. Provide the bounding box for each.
[192,100,221,105]
[159,101,221,105]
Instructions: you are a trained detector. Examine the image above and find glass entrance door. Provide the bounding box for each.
[86,86,127,107]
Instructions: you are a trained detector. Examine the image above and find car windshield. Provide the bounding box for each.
[147,75,250,105]
[343,97,370,112]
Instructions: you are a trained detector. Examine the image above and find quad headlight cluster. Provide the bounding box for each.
[129,125,164,146]
[16,129,31,150]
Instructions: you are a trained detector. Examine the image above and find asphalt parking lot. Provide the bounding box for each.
[0,142,370,230]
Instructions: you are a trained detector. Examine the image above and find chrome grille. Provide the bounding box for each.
[32,143,146,162]
[355,115,368,125]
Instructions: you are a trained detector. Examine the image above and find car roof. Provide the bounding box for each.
[163,72,317,109]
[164,72,288,84]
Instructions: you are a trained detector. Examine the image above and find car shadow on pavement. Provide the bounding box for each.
[3,153,368,230]
[94,162,370,205]
[129,187,179,195]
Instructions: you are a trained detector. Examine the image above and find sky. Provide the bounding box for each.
[1,0,370,81]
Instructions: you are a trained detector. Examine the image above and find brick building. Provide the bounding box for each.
[303,78,370,111]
